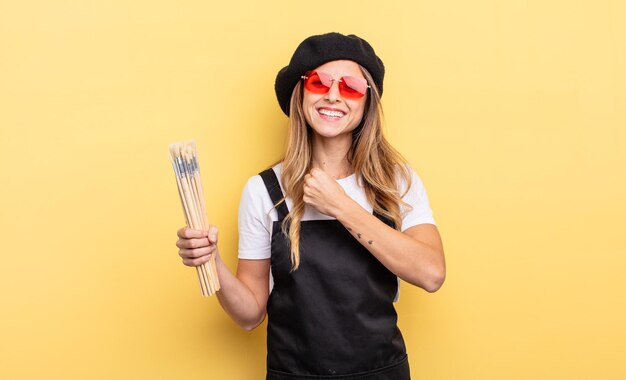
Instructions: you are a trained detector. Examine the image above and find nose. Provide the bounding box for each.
[324,80,342,103]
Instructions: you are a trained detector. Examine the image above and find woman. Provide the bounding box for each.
[176,32,445,379]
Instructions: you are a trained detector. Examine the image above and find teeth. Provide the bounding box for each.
[319,109,345,118]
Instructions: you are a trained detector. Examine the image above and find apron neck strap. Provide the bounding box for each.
[259,168,289,221]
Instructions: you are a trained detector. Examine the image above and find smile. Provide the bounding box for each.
[318,109,345,119]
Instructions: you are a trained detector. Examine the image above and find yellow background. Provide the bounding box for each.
[1,0,625,379]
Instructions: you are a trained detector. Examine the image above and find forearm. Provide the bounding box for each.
[335,199,445,292]
[213,255,266,330]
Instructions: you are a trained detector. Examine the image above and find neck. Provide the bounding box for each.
[311,134,353,179]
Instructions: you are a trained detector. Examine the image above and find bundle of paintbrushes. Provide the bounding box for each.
[169,141,220,296]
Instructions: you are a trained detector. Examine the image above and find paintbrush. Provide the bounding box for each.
[169,141,220,296]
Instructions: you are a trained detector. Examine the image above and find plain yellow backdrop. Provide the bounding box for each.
[1,1,625,379]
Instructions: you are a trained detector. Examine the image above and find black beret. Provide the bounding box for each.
[275,32,385,116]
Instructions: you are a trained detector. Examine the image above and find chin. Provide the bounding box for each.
[310,123,349,138]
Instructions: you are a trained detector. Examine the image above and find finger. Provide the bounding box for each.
[182,255,212,267]
[207,225,219,244]
[304,176,317,188]
[177,227,208,239]
[179,246,214,259]
[303,183,314,197]
[176,237,210,249]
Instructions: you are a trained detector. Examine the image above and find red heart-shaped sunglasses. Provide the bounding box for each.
[301,70,370,99]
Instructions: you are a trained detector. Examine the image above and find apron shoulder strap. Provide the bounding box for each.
[259,168,289,221]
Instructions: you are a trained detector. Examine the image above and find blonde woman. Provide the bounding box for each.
[176,32,445,379]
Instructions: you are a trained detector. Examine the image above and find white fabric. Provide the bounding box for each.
[237,162,437,299]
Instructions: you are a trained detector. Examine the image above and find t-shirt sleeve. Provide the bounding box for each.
[399,166,436,231]
[238,176,273,260]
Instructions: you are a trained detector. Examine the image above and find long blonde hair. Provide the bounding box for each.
[279,65,412,271]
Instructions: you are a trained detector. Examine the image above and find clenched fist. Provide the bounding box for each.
[303,168,349,217]
[176,225,219,267]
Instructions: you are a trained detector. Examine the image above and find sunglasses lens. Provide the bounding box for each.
[340,76,368,99]
[303,71,330,94]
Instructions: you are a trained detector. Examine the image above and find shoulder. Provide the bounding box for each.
[238,165,283,260]
[394,163,436,229]
[239,163,284,222]
[243,162,284,198]
[238,164,283,235]
[242,173,267,199]
[394,163,426,194]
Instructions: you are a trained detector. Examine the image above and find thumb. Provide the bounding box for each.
[208,225,219,244]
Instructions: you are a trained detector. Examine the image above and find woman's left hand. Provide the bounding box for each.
[303,168,349,217]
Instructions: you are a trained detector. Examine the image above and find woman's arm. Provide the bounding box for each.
[335,206,445,292]
[177,227,270,330]
[215,256,270,331]
[303,168,446,292]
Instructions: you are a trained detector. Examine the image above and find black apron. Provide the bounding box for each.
[259,169,410,379]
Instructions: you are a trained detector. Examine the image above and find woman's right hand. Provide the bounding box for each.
[176,225,219,267]
[176,225,270,331]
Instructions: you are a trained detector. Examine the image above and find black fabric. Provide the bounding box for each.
[259,168,409,379]
[266,355,410,380]
[259,168,289,221]
[275,32,385,116]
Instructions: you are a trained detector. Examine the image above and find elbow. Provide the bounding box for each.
[425,266,446,293]
[241,324,258,332]
[239,314,266,332]
[240,321,260,332]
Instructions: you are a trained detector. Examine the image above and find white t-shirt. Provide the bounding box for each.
[237,163,436,297]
